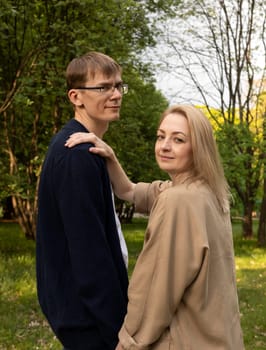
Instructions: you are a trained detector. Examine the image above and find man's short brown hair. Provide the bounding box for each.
[66,51,122,90]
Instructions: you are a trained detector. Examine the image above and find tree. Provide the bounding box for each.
[257,90,266,246]
[0,0,180,238]
[149,0,266,240]
[106,77,169,222]
[258,116,266,245]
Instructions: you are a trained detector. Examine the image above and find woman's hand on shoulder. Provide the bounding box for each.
[115,342,124,350]
[65,132,135,202]
[65,132,115,160]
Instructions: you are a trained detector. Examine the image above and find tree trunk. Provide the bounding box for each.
[258,113,266,246]
[116,199,135,223]
[258,181,266,247]
[12,195,37,240]
[242,202,253,238]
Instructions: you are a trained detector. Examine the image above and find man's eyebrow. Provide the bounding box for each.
[96,79,123,85]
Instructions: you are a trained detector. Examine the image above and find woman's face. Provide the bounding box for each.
[155,112,193,180]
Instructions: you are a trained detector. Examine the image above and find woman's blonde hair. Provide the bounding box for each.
[159,105,230,212]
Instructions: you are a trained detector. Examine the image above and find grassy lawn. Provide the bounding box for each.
[0,219,265,349]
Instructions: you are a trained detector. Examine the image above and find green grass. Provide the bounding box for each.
[233,237,266,348]
[0,219,265,349]
[0,223,60,350]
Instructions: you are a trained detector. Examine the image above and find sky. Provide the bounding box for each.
[144,1,265,109]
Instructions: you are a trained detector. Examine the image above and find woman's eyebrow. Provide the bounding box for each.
[157,129,187,137]
[172,131,187,137]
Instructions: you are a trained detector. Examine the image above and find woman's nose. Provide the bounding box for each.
[161,139,171,150]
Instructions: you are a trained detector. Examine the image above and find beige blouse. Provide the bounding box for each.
[119,181,245,349]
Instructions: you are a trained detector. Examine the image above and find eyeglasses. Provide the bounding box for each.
[76,83,128,95]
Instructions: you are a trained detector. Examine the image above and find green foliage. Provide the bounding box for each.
[0,0,174,236]
[106,78,169,182]
[0,220,265,349]
[216,122,261,211]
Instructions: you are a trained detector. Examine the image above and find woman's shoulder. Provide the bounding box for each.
[159,181,211,205]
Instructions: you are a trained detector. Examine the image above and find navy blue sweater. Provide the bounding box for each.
[36,119,128,350]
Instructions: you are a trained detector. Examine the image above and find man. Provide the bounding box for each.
[36,52,129,350]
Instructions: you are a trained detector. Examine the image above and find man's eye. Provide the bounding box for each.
[99,86,110,92]
[115,83,123,89]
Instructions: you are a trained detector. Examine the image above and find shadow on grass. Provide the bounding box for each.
[234,238,265,257]
[0,222,35,257]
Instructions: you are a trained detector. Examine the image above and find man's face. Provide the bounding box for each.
[77,71,124,123]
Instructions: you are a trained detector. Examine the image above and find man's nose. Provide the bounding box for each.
[110,87,122,98]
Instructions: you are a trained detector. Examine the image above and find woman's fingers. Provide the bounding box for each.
[65,132,97,147]
[65,132,113,159]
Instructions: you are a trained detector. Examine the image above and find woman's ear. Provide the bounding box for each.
[68,89,83,107]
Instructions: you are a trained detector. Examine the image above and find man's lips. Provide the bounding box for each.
[106,105,120,109]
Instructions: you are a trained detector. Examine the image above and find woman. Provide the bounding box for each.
[65,105,245,349]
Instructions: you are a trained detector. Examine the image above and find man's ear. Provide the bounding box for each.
[68,89,83,107]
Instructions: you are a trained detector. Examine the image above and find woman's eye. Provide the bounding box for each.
[174,137,184,143]
[156,135,164,141]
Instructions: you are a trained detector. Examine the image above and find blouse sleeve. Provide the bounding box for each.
[119,186,210,349]
[133,180,172,214]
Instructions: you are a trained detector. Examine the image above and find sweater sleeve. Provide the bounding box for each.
[54,147,127,347]
[119,187,209,349]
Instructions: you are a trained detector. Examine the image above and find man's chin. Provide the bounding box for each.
[110,113,120,121]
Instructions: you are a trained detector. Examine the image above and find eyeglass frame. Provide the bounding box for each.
[75,82,128,95]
